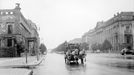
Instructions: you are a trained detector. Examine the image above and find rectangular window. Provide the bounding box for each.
[7,39,12,47]
[8,25,12,34]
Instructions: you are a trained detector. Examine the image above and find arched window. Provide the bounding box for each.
[5,12,8,14]
[1,12,3,15]
[10,12,13,14]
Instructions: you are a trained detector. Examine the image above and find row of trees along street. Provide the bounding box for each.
[51,40,113,53]
[51,41,89,53]
[39,43,47,54]
[91,39,113,52]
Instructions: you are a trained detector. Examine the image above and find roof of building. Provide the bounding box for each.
[82,12,134,38]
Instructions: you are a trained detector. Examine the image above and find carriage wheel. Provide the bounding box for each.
[68,61,70,64]
[66,59,70,64]
[66,59,68,64]
[76,61,79,64]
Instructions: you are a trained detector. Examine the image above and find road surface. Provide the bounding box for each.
[33,53,134,75]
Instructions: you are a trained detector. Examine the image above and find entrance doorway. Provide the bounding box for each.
[124,34,133,49]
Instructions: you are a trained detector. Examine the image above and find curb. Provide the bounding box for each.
[0,56,45,69]
[0,68,33,75]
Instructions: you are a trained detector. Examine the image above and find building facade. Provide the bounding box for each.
[82,12,134,52]
[0,3,40,57]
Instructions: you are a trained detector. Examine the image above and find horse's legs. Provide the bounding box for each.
[81,58,84,64]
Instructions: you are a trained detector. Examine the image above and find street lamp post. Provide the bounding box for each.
[25,49,28,63]
[35,41,39,61]
[25,39,28,64]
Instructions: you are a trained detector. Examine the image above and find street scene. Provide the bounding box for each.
[0,0,134,75]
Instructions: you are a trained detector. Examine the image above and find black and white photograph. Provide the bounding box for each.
[0,0,134,75]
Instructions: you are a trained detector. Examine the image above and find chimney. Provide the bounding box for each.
[15,3,21,10]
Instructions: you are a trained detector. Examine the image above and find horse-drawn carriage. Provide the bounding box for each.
[64,43,86,64]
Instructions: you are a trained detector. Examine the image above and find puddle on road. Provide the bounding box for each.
[65,64,86,72]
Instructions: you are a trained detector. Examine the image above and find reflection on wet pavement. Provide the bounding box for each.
[33,53,134,75]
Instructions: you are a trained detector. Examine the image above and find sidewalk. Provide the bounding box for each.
[0,55,45,68]
[0,55,45,75]
[0,68,33,75]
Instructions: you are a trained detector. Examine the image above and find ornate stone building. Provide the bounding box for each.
[0,3,40,57]
[82,12,134,52]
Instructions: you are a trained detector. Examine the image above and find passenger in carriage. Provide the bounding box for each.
[74,49,79,55]
[66,49,71,56]
[79,49,86,55]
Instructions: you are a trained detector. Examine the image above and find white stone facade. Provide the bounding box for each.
[82,12,134,52]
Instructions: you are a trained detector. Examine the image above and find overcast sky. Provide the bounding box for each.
[0,0,134,49]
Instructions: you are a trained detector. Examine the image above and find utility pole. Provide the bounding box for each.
[25,39,28,64]
[25,49,28,63]
[35,40,39,61]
